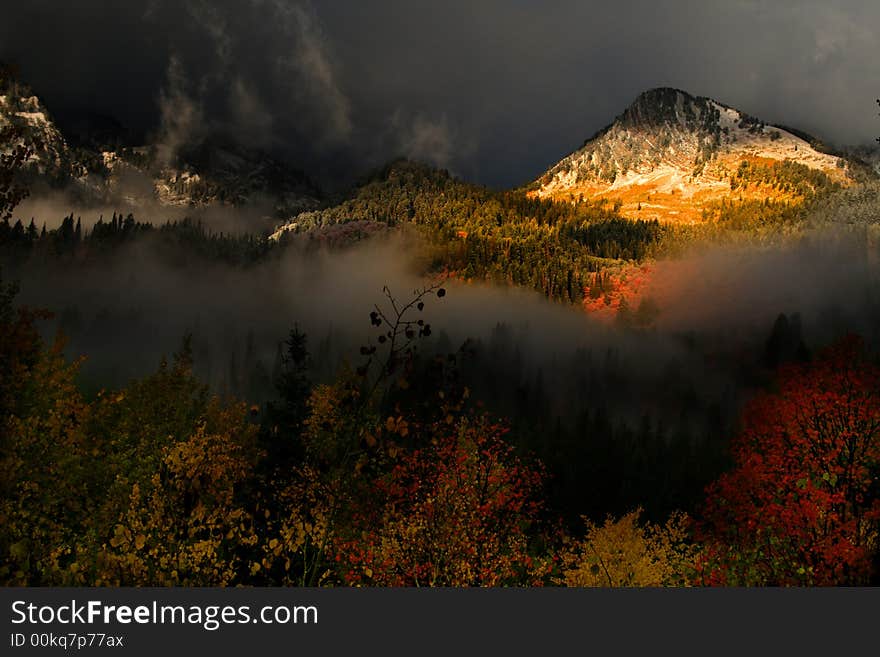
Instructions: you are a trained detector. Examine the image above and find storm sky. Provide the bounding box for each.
[2,0,878,188]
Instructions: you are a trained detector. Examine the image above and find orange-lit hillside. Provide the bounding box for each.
[531,88,851,224]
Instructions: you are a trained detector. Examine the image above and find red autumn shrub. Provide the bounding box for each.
[699,335,880,585]
[333,417,548,586]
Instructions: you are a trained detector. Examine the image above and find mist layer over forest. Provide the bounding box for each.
[4,193,880,519]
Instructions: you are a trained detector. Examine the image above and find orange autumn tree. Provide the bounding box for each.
[333,416,549,586]
[699,335,880,585]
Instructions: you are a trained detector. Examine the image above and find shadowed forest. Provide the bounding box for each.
[4,202,880,586]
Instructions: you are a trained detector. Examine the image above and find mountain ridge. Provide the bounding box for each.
[532,87,851,223]
[0,72,322,222]
[2,73,865,231]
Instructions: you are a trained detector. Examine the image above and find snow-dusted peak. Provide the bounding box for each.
[532,88,850,222]
[2,76,322,220]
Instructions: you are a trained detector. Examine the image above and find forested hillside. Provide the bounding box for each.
[273,160,668,303]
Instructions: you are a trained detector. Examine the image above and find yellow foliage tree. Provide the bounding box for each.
[0,339,92,585]
[99,401,261,586]
[556,509,696,587]
[254,465,333,586]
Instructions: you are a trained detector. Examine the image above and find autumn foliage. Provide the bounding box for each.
[698,335,880,585]
[582,265,654,320]
[333,418,549,586]
[556,509,695,587]
[5,264,880,587]
[101,401,263,586]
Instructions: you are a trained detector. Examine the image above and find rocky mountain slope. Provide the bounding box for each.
[0,75,321,222]
[532,87,852,223]
[0,78,96,188]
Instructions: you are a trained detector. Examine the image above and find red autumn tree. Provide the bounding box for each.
[699,335,880,585]
[333,417,549,586]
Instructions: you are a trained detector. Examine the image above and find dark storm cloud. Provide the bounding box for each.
[2,1,878,187]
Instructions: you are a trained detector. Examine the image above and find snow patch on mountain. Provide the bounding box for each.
[534,88,850,222]
[2,79,322,222]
